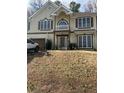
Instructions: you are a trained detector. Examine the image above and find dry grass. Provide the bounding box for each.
[27,50,97,93]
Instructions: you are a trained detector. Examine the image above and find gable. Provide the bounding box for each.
[51,5,72,16]
[29,0,58,19]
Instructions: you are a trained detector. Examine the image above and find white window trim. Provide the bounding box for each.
[49,20,51,29]
[77,17,91,28]
[58,20,68,26]
[78,35,92,48]
[40,19,52,31]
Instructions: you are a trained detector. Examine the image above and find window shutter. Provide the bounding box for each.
[51,20,53,29]
[41,21,43,30]
[91,17,93,27]
[38,21,40,30]
[76,19,78,28]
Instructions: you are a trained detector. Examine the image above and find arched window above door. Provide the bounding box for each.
[58,19,68,26]
[57,19,69,30]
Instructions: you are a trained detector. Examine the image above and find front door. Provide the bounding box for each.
[57,36,68,50]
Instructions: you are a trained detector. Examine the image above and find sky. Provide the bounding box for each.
[27,0,96,12]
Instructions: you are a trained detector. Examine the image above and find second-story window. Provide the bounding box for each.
[58,19,68,25]
[57,19,68,29]
[38,19,53,31]
[76,17,93,28]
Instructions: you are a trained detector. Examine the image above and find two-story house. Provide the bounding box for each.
[27,0,97,50]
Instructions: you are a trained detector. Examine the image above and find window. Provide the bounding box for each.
[87,35,92,47]
[58,19,68,26]
[83,18,86,27]
[76,17,93,28]
[38,19,53,31]
[79,19,82,27]
[28,22,30,31]
[78,35,92,48]
[44,20,47,29]
[83,35,87,47]
[87,17,90,27]
[57,19,68,29]
[79,36,82,47]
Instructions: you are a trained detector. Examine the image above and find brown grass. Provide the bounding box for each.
[27,50,97,93]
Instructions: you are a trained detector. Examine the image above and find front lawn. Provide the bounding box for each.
[27,51,97,93]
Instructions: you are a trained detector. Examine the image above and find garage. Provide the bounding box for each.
[32,38,45,50]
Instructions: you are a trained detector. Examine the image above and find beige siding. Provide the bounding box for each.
[70,13,97,31]
[27,1,97,50]
[28,2,58,32]
[70,33,77,43]
[28,6,97,33]
[93,32,97,49]
[73,30,97,49]
[54,12,70,30]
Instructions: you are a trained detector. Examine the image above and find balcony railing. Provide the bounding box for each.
[55,25,69,31]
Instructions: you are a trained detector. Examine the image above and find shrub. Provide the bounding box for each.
[69,43,77,50]
[46,39,52,50]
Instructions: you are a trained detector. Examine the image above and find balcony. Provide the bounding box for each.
[55,25,69,31]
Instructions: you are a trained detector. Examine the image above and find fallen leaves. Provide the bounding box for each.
[27,51,97,93]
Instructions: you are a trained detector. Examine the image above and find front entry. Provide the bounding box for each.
[57,36,69,50]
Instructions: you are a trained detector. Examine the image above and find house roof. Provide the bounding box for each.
[29,0,58,19]
[28,0,96,19]
[50,4,73,16]
[70,12,97,17]
[73,12,97,15]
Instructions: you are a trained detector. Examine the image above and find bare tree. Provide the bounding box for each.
[27,0,45,17]
[84,0,97,13]
[30,0,44,11]
[27,7,33,17]
[93,1,97,12]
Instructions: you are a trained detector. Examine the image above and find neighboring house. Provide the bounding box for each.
[27,0,97,50]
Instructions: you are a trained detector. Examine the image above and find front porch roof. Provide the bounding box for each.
[51,5,73,16]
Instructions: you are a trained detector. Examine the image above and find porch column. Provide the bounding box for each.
[53,16,56,49]
[68,15,71,49]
